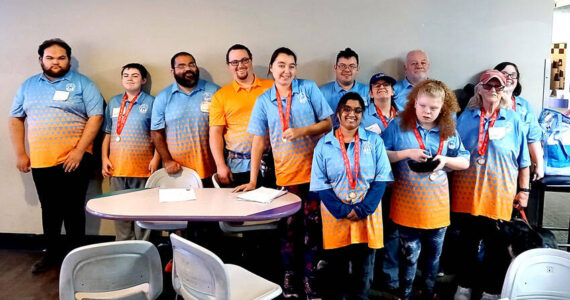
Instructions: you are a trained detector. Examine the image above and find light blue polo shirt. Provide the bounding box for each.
[151,79,220,178]
[310,126,393,200]
[248,78,333,186]
[319,80,369,128]
[514,96,542,143]
[361,102,398,135]
[393,78,413,111]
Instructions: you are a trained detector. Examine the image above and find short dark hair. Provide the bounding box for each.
[38,38,71,58]
[121,63,149,79]
[268,47,297,76]
[336,47,359,65]
[494,61,522,96]
[170,52,195,69]
[226,44,252,64]
[336,92,365,116]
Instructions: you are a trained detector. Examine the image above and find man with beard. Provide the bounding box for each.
[151,52,220,185]
[209,44,274,187]
[393,50,430,110]
[320,48,369,128]
[9,38,104,273]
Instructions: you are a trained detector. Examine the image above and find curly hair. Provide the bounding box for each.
[400,79,460,140]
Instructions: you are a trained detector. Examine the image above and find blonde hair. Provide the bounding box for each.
[467,83,510,110]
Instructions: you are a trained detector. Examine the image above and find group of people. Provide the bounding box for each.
[9,38,544,300]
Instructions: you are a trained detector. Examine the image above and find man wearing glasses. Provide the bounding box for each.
[151,52,220,185]
[394,49,430,111]
[209,44,274,187]
[320,48,369,128]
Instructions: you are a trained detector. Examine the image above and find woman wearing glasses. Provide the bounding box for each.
[311,92,393,299]
[452,70,530,300]
[494,62,544,181]
[235,47,332,298]
[361,73,399,135]
[382,80,469,300]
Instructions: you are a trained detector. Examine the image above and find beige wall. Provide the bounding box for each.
[0,0,553,235]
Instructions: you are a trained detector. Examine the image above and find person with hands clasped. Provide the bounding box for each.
[101,63,160,241]
[452,70,530,300]
[311,92,393,299]
[382,80,469,300]
[235,47,332,299]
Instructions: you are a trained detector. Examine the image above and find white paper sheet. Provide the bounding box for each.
[237,187,287,204]
[158,188,196,203]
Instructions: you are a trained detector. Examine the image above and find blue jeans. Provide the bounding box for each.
[399,225,447,299]
[322,244,376,300]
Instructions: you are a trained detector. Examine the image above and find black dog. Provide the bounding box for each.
[498,217,558,258]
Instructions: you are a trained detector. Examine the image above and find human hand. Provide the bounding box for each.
[282,127,304,141]
[216,165,233,186]
[102,158,113,178]
[148,156,161,174]
[514,191,529,208]
[433,155,448,171]
[407,149,430,162]
[16,153,31,173]
[63,148,84,172]
[233,181,256,193]
[531,164,544,181]
[346,209,359,221]
[163,159,181,174]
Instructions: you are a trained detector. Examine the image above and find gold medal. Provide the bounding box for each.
[349,191,357,199]
[115,136,121,142]
[477,156,486,165]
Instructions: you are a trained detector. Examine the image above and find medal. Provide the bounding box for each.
[336,128,360,194]
[276,86,293,140]
[428,171,439,181]
[477,156,486,165]
[374,104,397,128]
[477,107,499,160]
[115,92,141,142]
[282,138,287,143]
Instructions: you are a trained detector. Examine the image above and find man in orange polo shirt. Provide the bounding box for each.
[209,44,275,187]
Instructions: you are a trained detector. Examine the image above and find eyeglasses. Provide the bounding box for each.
[501,71,518,79]
[481,83,505,92]
[341,106,363,114]
[228,57,251,66]
[175,62,197,70]
[336,63,358,71]
[372,82,391,88]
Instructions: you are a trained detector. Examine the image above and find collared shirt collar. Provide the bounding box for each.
[333,80,355,93]
[39,70,73,83]
[232,75,262,93]
[473,106,507,120]
[171,79,205,96]
[402,77,413,89]
[415,120,440,133]
[323,126,370,147]
[270,78,300,102]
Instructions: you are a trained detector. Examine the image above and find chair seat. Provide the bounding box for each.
[136,221,187,231]
[219,220,279,233]
[226,264,282,299]
[75,283,149,300]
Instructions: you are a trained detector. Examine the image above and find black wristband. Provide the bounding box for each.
[520,188,531,193]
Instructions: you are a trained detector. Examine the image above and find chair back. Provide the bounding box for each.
[170,233,231,299]
[59,240,163,300]
[145,167,203,189]
[501,248,570,299]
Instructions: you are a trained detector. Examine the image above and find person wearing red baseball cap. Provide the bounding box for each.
[451,70,531,300]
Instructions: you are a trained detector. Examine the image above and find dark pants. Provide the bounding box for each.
[453,213,511,294]
[31,153,93,257]
[377,186,400,290]
[322,244,376,300]
[280,183,322,280]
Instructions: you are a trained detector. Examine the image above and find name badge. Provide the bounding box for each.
[53,91,69,101]
[489,127,506,140]
[112,107,120,118]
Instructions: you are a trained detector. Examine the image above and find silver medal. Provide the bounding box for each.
[349,191,357,199]
[477,156,486,165]
[429,171,438,181]
[115,136,121,142]
[282,138,287,143]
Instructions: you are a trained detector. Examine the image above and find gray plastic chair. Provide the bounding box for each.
[59,240,162,300]
[170,233,282,299]
[500,248,570,300]
[136,167,202,231]
[212,173,279,234]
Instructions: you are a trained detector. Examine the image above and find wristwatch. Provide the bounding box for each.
[519,188,531,193]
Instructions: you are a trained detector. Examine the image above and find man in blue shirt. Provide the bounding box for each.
[393,50,430,110]
[320,48,369,128]
[9,39,104,273]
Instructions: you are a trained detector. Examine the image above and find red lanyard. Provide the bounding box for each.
[511,95,517,111]
[116,92,141,136]
[374,105,397,128]
[477,107,499,156]
[413,126,444,156]
[336,129,360,190]
[275,87,292,131]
